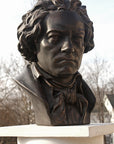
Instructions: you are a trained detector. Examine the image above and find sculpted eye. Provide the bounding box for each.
[72,36,84,44]
[46,31,63,44]
[48,35,61,44]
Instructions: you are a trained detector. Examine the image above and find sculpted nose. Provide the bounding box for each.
[61,37,74,52]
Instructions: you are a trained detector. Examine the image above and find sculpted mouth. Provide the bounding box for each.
[54,58,77,65]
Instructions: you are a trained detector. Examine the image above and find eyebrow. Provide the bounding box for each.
[46,29,85,37]
[46,30,65,36]
[74,32,85,36]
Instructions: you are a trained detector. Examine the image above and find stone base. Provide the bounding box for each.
[18,136,104,144]
[0,123,113,144]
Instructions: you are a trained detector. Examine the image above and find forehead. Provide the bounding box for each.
[45,11,85,33]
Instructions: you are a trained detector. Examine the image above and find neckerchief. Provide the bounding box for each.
[31,63,88,125]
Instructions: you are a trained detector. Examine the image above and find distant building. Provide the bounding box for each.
[104,94,114,123]
[104,94,114,144]
[90,94,114,144]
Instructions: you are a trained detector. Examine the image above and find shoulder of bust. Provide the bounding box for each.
[14,64,51,125]
[14,64,41,98]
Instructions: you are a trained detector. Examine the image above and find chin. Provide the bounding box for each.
[53,66,78,77]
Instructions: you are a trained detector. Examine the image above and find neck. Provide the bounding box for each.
[52,74,75,85]
[33,63,78,87]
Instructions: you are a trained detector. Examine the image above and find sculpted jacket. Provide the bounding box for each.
[15,64,96,126]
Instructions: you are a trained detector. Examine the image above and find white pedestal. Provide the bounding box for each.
[18,137,104,144]
[0,123,114,144]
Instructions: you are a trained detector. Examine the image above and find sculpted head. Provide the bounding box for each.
[17,0,94,77]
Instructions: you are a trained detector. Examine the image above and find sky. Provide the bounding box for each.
[0,0,114,66]
[81,0,114,62]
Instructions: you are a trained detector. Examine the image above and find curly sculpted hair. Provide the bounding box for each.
[17,0,94,62]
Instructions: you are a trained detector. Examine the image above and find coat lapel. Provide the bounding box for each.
[14,65,52,125]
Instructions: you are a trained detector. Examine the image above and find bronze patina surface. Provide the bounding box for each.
[16,0,96,125]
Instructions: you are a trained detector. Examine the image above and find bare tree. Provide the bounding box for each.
[0,55,35,126]
[80,56,111,123]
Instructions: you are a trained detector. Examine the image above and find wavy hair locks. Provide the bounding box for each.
[17,0,94,62]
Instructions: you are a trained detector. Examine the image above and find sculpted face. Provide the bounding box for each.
[37,11,85,77]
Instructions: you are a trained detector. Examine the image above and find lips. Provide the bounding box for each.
[54,57,77,65]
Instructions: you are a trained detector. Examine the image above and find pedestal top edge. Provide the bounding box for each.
[0,123,113,138]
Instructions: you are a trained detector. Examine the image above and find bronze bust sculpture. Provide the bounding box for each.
[16,0,96,125]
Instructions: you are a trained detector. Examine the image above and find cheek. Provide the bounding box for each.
[38,39,52,59]
[40,39,50,51]
[78,49,84,67]
[75,40,85,55]
[40,38,61,56]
